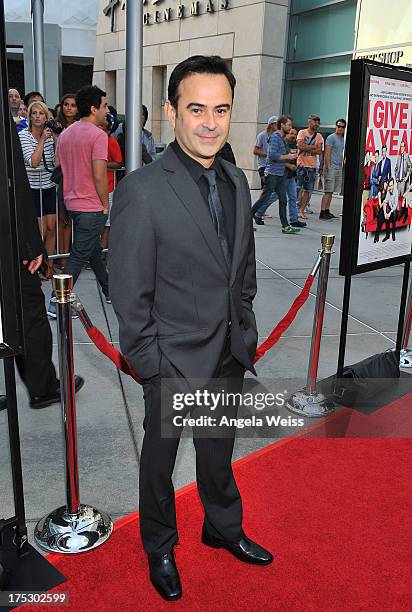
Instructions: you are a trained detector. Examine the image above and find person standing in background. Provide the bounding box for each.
[319,118,345,220]
[18,100,28,118]
[24,91,44,109]
[218,141,236,165]
[142,104,156,159]
[18,101,57,279]
[0,116,84,414]
[297,114,323,219]
[285,126,306,228]
[8,88,27,132]
[251,115,299,233]
[55,93,79,268]
[254,116,277,187]
[47,85,110,318]
[101,106,123,255]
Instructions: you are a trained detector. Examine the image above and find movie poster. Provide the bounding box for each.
[358,75,412,267]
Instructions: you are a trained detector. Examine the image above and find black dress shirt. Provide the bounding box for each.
[170,140,236,253]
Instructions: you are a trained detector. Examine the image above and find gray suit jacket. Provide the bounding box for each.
[395,153,411,182]
[108,145,258,380]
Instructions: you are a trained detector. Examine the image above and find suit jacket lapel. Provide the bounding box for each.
[162,147,229,277]
[220,159,245,286]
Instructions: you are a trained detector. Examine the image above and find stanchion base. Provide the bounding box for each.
[285,390,335,418]
[400,349,412,368]
[34,505,113,554]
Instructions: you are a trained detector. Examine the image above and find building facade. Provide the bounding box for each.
[284,0,357,131]
[94,0,412,184]
[5,0,99,106]
[284,0,412,130]
[94,0,289,187]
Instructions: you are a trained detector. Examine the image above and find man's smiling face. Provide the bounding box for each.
[165,72,233,168]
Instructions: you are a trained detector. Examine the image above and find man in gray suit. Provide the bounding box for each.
[109,55,273,601]
[394,140,411,197]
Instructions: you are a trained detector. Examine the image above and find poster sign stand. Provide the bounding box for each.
[0,0,65,599]
[338,59,412,379]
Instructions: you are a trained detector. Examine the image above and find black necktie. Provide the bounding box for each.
[203,169,232,271]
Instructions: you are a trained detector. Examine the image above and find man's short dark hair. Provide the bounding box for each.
[277,114,292,130]
[24,91,44,107]
[168,55,236,111]
[76,85,106,118]
[336,118,347,126]
[142,104,148,124]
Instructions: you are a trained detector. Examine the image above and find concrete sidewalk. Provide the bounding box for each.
[0,192,405,549]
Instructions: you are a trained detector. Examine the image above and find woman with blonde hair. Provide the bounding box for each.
[19,100,57,278]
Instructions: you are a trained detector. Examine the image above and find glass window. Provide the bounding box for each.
[284,76,350,127]
[288,0,357,61]
[292,0,345,13]
[286,55,351,79]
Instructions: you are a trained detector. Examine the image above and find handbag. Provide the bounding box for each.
[51,165,63,184]
[331,350,400,407]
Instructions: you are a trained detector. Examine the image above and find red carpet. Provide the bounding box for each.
[21,401,412,611]
[305,393,412,438]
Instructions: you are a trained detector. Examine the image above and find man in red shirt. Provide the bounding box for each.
[101,109,123,251]
[47,86,110,317]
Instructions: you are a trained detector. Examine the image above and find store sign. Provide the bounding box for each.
[103,0,229,31]
[144,0,229,25]
[354,47,412,69]
[103,0,124,32]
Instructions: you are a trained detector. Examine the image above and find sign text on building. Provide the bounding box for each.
[103,0,229,31]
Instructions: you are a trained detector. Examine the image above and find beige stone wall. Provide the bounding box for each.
[93,0,288,187]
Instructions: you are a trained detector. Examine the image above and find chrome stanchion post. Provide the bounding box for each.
[34,275,113,554]
[286,235,336,418]
[400,278,412,367]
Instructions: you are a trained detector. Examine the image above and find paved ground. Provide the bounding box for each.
[0,191,406,549]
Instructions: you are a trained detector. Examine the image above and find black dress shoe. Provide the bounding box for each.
[201,526,273,565]
[291,220,307,228]
[29,375,85,409]
[148,549,182,601]
[0,395,6,412]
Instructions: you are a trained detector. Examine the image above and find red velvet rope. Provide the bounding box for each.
[253,274,315,364]
[86,326,142,384]
[85,273,315,382]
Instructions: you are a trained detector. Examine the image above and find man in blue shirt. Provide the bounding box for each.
[251,115,300,234]
[319,118,345,219]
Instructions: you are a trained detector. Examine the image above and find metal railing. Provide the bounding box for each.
[27,167,125,262]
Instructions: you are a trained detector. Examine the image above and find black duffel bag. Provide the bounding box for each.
[331,350,400,407]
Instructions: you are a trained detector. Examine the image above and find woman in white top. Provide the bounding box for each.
[19,101,57,278]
